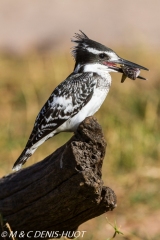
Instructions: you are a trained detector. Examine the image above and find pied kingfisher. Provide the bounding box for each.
[13,31,148,171]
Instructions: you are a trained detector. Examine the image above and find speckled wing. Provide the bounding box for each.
[25,72,97,148]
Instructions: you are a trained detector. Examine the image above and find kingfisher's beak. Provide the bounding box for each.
[115,58,149,71]
[108,57,149,81]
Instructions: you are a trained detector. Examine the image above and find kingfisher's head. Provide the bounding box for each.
[72,31,148,79]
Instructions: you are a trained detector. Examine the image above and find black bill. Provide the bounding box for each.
[109,57,149,83]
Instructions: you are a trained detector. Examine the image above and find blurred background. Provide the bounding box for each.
[0,0,160,239]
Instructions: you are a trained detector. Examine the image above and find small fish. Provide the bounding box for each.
[120,65,147,83]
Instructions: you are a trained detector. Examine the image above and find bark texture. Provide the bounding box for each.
[0,117,117,239]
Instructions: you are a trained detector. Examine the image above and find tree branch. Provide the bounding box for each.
[0,117,117,239]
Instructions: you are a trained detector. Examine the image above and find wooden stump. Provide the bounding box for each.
[0,117,117,240]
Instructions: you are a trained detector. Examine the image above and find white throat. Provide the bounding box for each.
[74,63,111,74]
[83,63,112,80]
[83,63,109,73]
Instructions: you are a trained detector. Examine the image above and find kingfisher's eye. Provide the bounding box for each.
[99,53,106,59]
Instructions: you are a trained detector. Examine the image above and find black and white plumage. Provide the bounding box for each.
[13,31,148,171]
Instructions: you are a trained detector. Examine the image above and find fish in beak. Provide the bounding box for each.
[108,57,149,83]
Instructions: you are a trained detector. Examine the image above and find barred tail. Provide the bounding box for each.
[12,147,37,171]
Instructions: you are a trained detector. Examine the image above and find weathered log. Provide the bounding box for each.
[0,117,117,240]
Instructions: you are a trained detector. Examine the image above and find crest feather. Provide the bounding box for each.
[71,30,89,59]
[72,30,89,43]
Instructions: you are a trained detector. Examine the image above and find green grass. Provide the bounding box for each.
[0,48,160,239]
